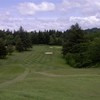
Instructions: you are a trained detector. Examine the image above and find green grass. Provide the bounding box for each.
[0,45,100,100]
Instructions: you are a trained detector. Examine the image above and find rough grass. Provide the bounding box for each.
[0,45,100,100]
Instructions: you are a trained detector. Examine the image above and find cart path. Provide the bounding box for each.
[0,68,29,88]
[35,72,100,77]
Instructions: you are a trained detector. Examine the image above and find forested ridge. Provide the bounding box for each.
[0,24,100,68]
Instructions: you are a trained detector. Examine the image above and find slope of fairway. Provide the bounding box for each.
[0,45,100,100]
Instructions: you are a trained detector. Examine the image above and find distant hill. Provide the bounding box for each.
[85,28,100,34]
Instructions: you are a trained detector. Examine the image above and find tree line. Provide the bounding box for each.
[0,26,62,58]
[0,24,100,68]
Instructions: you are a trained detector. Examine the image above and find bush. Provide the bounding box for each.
[7,45,14,55]
[65,53,76,66]
[87,38,100,64]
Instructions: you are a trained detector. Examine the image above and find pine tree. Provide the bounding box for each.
[18,26,32,51]
[15,36,24,52]
[62,23,85,56]
[0,38,7,58]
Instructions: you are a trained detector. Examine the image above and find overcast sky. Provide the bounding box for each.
[0,0,100,31]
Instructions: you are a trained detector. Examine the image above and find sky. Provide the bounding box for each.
[0,0,100,31]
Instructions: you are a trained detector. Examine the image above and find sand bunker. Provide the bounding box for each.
[45,52,53,55]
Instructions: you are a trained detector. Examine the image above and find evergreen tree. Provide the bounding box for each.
[15,36,24,52]
[87,37,100,64]
[62,23,87,68]
[0,38,7,58]
[17,26,32,51]
[62,23,85,56]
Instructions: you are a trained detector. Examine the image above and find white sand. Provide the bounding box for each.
[45,52,53,55]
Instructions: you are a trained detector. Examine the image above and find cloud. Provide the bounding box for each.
[70,15,100,28]
[1,14,100,31]
[0,11,10,21]
[61,0,81,11]
[0,16,69,31]
[61,0,100,16]
[18,2,55,15]
[1,0,100,31]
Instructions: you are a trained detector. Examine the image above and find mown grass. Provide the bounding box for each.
[0,45,100,100]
